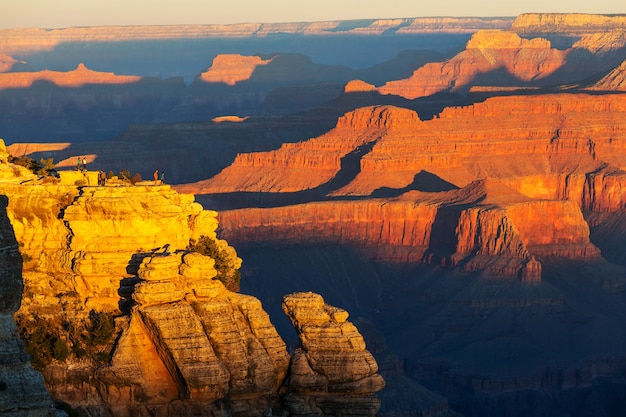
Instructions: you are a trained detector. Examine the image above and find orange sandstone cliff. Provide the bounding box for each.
[186,94,626,281]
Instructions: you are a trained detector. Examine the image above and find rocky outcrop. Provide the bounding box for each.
[0,195,54,415]
[378,30,567,98]
[282,292,385,417]
[0,140,54,416]
[199,54,274,86]
[0,147,384,416]
[0,63,141,89]
[92,252,290,416]
[192,106,420,194]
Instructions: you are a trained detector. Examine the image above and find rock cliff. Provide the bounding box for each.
[0,161,54,416]
[199,54,274,86]
[510,13,626,35]
[282,292,385,417]
[188,94,626,281]
[0,140,384,416]
[0,18,511,55]
[378,29,567,98]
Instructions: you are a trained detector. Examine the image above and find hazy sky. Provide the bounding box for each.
[2,0,626,29]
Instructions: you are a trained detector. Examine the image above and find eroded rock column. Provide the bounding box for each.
[282,292,385,417]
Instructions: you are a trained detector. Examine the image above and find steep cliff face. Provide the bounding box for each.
[193,106,421,194]
[191,94,626,199]
[0,162,54,416]
[282,292,385,417]
[199,54,274,86]
[0,146,384,416]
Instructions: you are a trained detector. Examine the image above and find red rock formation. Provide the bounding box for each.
[191,94,626,198]
[199,54,273,86]
[0,63,141,89]
[191,106,421,194]
[217,177,601,281]
[378,30,567,99]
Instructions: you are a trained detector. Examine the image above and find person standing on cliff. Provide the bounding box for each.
[77,157,82,172]
[82,157,87,172]
[160,171,165,184]
[153,169,159,185]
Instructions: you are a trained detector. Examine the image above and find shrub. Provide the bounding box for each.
[131,173,142,185]
[8,155,57,177]
[187,236,241,291]
[53,338,69,361]
[16,309,117,371]
[118,169,131,182]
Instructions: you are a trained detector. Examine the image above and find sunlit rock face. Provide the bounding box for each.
[379,30,567,99]
[0,141,54,417]
[282,292,385,417]
[0,63,142,90]
[199,54,274,86]
[96,252,290,416]
[194,93,626,281]
[0,147,386,416]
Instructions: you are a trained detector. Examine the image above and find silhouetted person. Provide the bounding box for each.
[160,171,165,184]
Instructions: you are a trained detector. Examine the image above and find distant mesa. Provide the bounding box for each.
[212,115,249,123]
[0,63,142,89]
[344,79,376,93]
[0,17,513,55]
[510,13,626,35]
[378,29,567,99]
[199,54,274,86]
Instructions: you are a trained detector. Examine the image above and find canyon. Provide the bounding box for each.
[3,12,626,417]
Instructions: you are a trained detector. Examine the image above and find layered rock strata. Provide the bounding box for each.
[0,143,384,416]
[95,252,290,416]
[510,13,626,36]
[282,292,385,417]
[0,190,54,416]
[193,96,626,198]
[0,18,512,55]
[379,30,567,98]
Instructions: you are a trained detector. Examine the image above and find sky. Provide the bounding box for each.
[2,0,626,29]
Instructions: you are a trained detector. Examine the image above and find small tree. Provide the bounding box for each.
[119,169,131,182]
[131,173,142,185]
[187,236,241,292]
